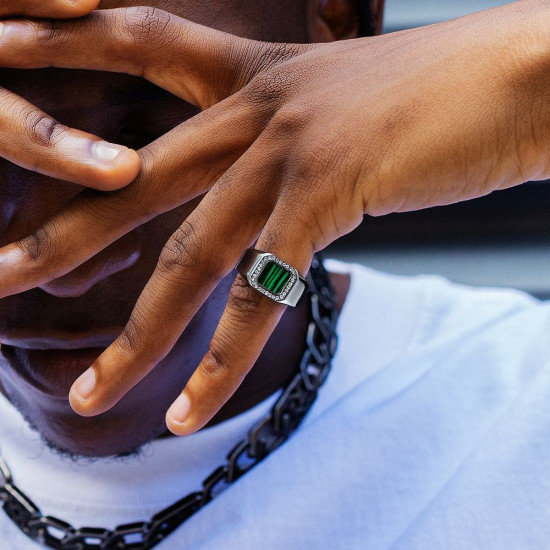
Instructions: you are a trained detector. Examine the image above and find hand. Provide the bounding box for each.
[0,0,140,190]
[0,2,548,435]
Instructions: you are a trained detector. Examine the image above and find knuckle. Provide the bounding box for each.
[200,344,231,379]
[158,220,202,275]
[25,110,67,148]
[158,218,222,283]
[121,6,172,46]
[241,67,295,111]
[227,276,264,315]
[17,227,53,264]
[34,20,65,47]
[116,315,144,357]
[267,101,314,141]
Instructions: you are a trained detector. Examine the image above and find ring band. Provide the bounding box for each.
[237,249,308,307]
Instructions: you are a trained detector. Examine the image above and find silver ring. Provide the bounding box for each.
[237,249,308,307]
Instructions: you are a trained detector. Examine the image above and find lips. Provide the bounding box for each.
[0,343,109,398]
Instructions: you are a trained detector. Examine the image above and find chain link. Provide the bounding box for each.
[0,254,338,550]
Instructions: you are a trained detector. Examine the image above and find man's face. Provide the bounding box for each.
[0,0,370,457]
[0,0,316,458]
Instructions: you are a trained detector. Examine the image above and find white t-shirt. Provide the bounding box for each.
[1,260,549,549]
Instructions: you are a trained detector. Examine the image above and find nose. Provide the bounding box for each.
[39,231,142,298]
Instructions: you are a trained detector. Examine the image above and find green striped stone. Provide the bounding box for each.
[258,261,291,295]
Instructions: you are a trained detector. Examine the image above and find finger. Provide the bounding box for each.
[0,0,99,18]
[167,223,313,436]
[0,87,140,190]
[0,8,305,108]
[0,96,263,298]
[67,144,281,416]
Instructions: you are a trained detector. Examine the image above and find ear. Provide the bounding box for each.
[307,0,385,42]
[307,0,358,42]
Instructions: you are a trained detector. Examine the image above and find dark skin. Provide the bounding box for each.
[0,0,546,456]
[0,0,358,457]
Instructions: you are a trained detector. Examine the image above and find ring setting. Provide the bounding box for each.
[237,249,308,307]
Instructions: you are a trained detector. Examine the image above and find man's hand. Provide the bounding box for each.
[0,0,100,18]
[0,0,140,190]
[0,2,547,435]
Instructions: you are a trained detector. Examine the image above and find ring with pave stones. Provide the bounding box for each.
[237,249,308,307]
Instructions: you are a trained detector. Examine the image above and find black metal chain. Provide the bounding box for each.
[0,255,338,550]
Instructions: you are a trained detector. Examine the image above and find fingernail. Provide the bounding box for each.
[0,23,5,40]
[72,368,96,400]
[167,393,191,424]
[93,141,129,165]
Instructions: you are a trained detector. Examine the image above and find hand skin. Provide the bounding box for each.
[0,0,548,438]
[0,1,140,189]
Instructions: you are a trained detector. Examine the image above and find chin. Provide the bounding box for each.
[13,393,169,458]
[43,406,169,458]
[0,274,233,457]
[0,354,178,457]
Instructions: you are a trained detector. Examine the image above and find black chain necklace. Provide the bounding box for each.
[0,255,338,550]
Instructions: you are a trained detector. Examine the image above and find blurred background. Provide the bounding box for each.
[327,0,550,298]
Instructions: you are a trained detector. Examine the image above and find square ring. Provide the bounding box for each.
[237,249,308,307]
[248,254,298,302]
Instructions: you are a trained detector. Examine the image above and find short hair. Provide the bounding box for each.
[356,0,375,37]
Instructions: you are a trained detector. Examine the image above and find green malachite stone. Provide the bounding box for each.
[258,261,291,295]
